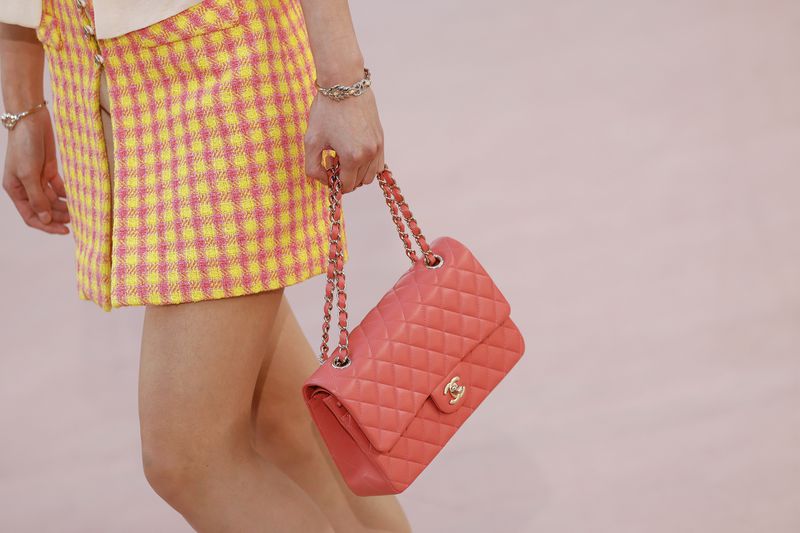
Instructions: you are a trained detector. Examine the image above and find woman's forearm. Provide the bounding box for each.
[0,23,45,111]
[297,0,365,87]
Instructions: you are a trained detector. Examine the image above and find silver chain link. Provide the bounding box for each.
[318,162,441,369]
[319,161,350,367]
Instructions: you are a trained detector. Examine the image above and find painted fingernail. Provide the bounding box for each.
[38,211,51,223]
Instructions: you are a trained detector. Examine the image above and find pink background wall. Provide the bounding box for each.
[2,1,799,531]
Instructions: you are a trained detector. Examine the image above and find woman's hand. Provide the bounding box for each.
[304,79,384,193]
[2,108,70,234]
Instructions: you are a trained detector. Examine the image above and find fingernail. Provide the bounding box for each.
[38,211,51,223]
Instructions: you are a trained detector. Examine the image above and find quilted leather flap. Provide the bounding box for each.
[304,236,512,453]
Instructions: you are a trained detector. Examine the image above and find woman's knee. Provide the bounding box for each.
[141,427,211,505]
[140,420,251,507]
[141,446,185,505]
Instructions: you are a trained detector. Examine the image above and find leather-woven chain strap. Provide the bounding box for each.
[319,157,444,368]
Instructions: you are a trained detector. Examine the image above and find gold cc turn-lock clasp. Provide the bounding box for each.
[443,376,466,405]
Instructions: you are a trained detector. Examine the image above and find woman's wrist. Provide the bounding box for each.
[309,34,367,94]
[315,61,365,88]
[1,76,45,111]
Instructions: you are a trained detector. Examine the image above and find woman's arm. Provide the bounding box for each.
[1,23,69,234]
[0,24,44,110]
[298,0,384,193]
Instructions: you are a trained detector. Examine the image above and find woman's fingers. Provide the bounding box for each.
[43,186,70,223]
[363,151,384,187]
[354,157,372,189]
[338,151,360,193]
[16,171,52,223]
[44,180,70,213]
[303,135,328,186]
[44,168,69,224]
[341,140,382,193]
[362,126,384,187]
[41,164,71,223]
[49,170,67,198]
[4,177,69,234]
[353,157,375,190]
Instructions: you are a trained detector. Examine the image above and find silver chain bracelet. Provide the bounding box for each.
[1,100,48,130]
[314,68,372,102]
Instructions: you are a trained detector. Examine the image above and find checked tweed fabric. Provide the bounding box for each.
[37,0,346,311]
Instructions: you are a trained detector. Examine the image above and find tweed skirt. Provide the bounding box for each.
[35,0,347,311]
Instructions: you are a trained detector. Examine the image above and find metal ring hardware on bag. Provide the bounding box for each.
[318,156,443,368]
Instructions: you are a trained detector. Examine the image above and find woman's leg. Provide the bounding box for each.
[101,65,331,531]
[100,65,402,532]
[138,290,335,533]
[250,292,413,533]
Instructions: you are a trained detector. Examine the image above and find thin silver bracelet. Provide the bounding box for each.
[1,100,48,130]
[314,68,371,102]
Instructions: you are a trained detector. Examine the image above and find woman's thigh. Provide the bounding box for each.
[138,289,284,460]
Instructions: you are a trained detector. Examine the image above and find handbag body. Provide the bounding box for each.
[301,160,526,496]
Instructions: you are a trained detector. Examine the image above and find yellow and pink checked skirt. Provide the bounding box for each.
[35,0,347,311]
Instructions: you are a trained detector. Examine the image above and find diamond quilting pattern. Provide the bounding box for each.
[302,234,526,495]
[306,236,511,451]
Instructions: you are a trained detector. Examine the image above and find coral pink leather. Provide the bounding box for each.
[302,235,526,496]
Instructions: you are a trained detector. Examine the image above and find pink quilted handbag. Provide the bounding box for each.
[301,159,526,496]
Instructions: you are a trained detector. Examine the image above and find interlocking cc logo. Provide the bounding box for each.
[443,376,465,405]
